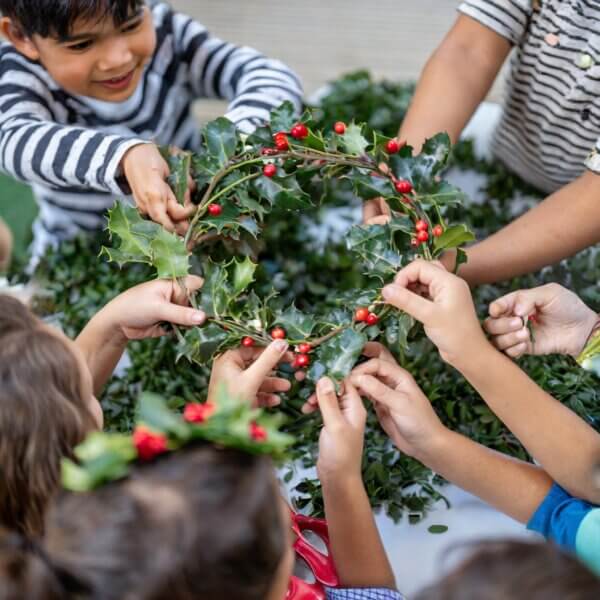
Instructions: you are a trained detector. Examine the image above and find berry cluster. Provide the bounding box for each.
[355,307,379,326]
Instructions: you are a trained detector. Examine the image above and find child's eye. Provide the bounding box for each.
[122,20,142,33]
[67,40,94,51]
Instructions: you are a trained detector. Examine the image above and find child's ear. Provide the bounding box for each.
[0,18,40,61]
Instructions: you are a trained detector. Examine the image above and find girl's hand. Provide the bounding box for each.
[350,352,447,459]
[103,276,206,340]
[382,259,488,367]
[484,284,598,358]
[208,341,292,407]
[316,377,366,484]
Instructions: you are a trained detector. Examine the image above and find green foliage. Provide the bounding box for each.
[30,72,600,524]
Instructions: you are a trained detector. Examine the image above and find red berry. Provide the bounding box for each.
[183,402,216,424]
[271,327,286,340]
[263,164,277,178]
[298,343,312,354]
[411,238,419,248]
[355,307,369,322]
[386,139,401,154]
[250,421,268,442]
[529,313,538,325]
[274,134,289,151]
[295,353,310,368]
[133,426,169,461]
[433,225,444,237]
[242,336,255,348]
[291,123,309,140]
[395,180,413,194]
[207,204,222,217]
[366,313,379,326]
[415,219,428,232]
[334,121,346,135]
[417,230,429,243]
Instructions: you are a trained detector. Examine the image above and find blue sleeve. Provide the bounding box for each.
[325,588,405,600]
[527,483,593,550]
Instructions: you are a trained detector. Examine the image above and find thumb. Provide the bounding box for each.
[157,302,206,326]
[342,381,367,429]
[316,378,344,427]
[489,290,537,319]
[382,283,431,323]
[245,340,289,385]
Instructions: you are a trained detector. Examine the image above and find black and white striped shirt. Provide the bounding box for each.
[0,1,303,257]
[459,0,600,194]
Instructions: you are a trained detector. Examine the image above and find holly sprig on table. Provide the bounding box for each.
[102,102,474,384]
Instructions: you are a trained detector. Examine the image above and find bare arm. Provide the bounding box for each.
[453,171,600,285]
[399,15,511,150]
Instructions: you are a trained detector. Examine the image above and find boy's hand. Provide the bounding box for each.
[208,341,292,407]
[104,276,206,340]
[382,259,488,366]
[484,284,598,358]
[363,197,391,225]
[350,346,446,459]
[316,377,366,484]
[122,144,195,235]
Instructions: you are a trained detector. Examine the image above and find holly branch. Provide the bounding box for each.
[102,102,474,385]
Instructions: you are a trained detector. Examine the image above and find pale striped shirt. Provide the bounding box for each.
[0,1,302,258]
[459,0,600,194]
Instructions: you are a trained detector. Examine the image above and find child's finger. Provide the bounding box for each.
[340,381,367,429]
[382,283,432,323]
[352,357,408,390]
[301,393,318,414]
[258,377,291,393]
[244,340,289,384]
[171,275,204,306]
[157,303,206,327]
[316,378,344,427]
[166,194,193,221]
[147,195,177,232]
[363,341,396,363]
[490,328,530,352]
[505,342,528,358]
[483,316,524,336]
[257,393,281,408]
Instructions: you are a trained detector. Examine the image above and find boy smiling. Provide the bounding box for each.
[0,1,302,260]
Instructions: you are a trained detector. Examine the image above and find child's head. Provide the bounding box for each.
[415,539,600,599]
[40,444,293,600]
[0,296,101,538]
[0,0,155,102]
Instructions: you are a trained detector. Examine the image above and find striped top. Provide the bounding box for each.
[527,483,600,576]
[458,0,600,194]
[0,1,302,257]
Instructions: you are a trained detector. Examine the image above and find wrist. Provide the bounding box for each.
[572,311,600,357]
[411,426,453,467]
[318,466,363,492]
[446,338,498,374]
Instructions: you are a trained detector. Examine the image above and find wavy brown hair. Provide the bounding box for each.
[0,296,96,538]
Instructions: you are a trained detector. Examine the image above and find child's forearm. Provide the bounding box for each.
[322,475,396,590]
[75,311,128,396]
[418,429,553,523]
[456,171,600,285]
[399,15,510,151]
[452,345,600,504]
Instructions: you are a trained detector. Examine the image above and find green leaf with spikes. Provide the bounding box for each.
[346,223,404,279]
[270,101,297,134]
[253,174,313,210]
[203,117,239,167]
[176,324,229,365]
[341,123,369,156]
[433,224,476,253]
[275,304,316,341]
[233,256,258,296]
[161,149,191,205]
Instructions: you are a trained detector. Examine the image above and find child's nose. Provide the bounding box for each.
[97,38,134,72]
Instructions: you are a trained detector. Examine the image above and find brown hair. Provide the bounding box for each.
[415,539,600,600]
[41,444,287,600]
[0,295,96,538]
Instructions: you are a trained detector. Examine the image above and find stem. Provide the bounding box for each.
[209,172,261,205]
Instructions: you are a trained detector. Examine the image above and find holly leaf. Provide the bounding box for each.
[347,224,404,279]
[253,174,313,210]
[151,228,191,279]
[176,324,229,365]
[163,151,191,205]
[138,392,189,439]
[270,101,297,134]
[307,328,367,384]
[341,123,369,156]
[433,224,476,253]
[275,304,316,341]
[192,151,221,190]
[420,181,468,207]
[352,170,396,200]
[385,312,415,354]
[203,117,239,167]
[198,261,231,317]
[233,256,258,296]
[428,525,449,535]
[201,203,242,235]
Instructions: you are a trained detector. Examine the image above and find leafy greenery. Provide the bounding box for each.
[24,72,600,524]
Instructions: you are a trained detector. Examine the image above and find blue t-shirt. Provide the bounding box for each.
[527,483,600,575]
[325,588,404,600]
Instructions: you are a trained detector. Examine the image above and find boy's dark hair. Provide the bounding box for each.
[0,0,143,40]
[41,445,286,600]
[0,296,96,538]
[415,539,600,600]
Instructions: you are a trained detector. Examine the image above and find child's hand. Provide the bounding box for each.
[350,345,446,458]
[382,259,488,366]
[208,341,292,407]
[122,144,195,235]
[103,276,206,340]
[363,197,392,225]
[316,377,366,484]
[484,284,598,358]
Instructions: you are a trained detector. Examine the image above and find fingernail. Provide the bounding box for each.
[274,340,288,352]
[319,378,334,393]
[517,328,529,340]
[192,311,205,324]
[510,318,522,328]
[382,285,394,300]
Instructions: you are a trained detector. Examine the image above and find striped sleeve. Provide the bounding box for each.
[326,588,404,600]
[169,8,303,133]
[0,52,147,196]
[527,483,600,576]
[458,0,533,45]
